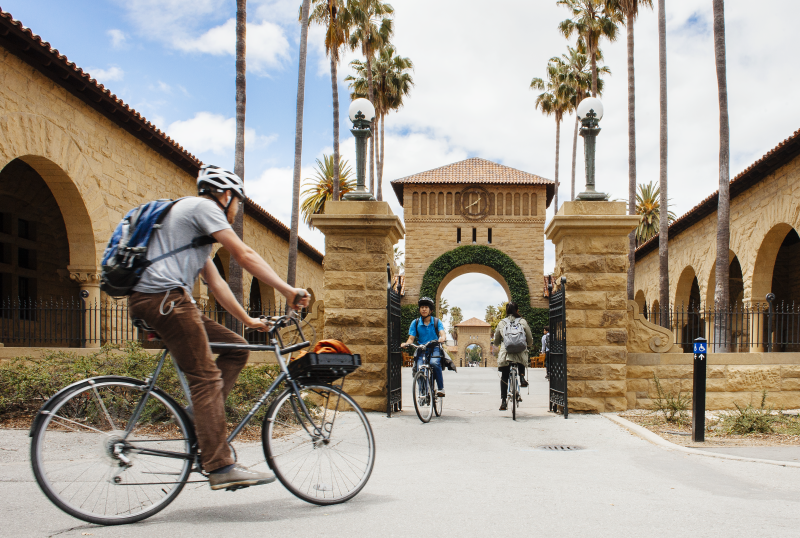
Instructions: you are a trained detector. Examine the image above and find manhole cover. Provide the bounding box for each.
[536,445,584,451]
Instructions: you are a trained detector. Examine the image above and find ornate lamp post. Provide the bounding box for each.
[575,97,609,201]
[343,98,376,201]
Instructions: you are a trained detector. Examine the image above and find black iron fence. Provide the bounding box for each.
[0,295,302,348]
[642,294,800,352]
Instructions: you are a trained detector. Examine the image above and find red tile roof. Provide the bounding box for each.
[635,127,800,260]
[456,317,491,327]
[391,158,555,207]
[0,8,324,265]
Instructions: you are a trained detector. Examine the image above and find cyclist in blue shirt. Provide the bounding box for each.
[401,296,448,396]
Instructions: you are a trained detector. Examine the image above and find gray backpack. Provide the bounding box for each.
[502,316,527,353]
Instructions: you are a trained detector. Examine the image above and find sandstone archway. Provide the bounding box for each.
[634,290,647,317]
[435,264,512,310]
[0,115,103,278]
[751,223,795,307]
[674,266,698,310]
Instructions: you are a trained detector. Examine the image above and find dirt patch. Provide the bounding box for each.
[619,409,800,447]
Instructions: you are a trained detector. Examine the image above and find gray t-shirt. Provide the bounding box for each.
[133,197,231,295]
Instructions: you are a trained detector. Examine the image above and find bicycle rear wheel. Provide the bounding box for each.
[510,371,517,421]
[433,380,443,417]
[263,383,375,505]
[30,378,193,525]
[412,371,433,423]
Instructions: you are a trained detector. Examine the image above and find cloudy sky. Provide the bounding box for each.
[6,0,800,329]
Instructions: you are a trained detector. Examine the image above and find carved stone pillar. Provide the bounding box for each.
[68,266,101,348]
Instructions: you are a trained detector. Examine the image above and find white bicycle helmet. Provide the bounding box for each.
[197,164,245,201]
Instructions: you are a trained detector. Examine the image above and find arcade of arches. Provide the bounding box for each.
[633,127,800,352]
[0,20,322,346]
[455,317,494,367]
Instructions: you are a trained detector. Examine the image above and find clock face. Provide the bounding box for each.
[459,186,489,220]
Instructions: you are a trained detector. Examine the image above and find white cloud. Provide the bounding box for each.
[166,112,276,156]
[87,66,124,83]
[107,29,127,49]
[441,274,507,331]
[118,0,291,74]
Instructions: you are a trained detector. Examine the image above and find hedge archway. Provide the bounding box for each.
[405,245,548,353]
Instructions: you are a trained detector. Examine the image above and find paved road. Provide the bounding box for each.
[2,368,800,537]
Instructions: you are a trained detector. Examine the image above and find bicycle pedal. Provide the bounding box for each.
[225,485,250,492]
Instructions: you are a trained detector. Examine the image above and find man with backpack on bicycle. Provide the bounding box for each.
[401,297,448,397]
[123,165,309,491]
[493,302,533,411]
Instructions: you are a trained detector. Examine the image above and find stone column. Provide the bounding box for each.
[545,201,640,413]
[68,265,101,348]
[311,201,405,411]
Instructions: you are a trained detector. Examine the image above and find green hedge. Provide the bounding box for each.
[418,245,549,354]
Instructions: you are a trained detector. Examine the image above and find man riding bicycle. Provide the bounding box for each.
[129,165,309,490]
[401,297,447,397]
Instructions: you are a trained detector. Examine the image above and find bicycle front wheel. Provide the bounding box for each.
[412,371,433,423]
[30,378,193,525]
[433,382,443,417]
[263,383,375,505]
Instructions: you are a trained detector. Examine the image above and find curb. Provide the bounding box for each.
[604,414,800,469]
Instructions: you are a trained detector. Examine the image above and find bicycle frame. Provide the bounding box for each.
[118,322,321,465]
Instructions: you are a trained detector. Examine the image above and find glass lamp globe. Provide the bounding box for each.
[348,98,376,122]
[576,97,604,121]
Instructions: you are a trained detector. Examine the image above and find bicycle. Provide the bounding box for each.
[29,311,375,526]
[406,342,443,423]
[508,363,521,421]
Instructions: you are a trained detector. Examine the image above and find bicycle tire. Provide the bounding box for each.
[30,378,193,525]
[510,370,517,421]
[263,382,375,505]
[412,370,433,423]
[433,383,443,417]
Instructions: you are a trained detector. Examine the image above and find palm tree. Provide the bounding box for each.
[558,0,622,97]
[349,0,393,197]
[301,155,355,227]
[713,0,730,351]
[229,0,247,322]
[619,0,653,301]
[531,58,572,214]
[635,181,675,244]
[288,0,313,288]
[347,45,413,201]
[657,0,669,328]
[309,0,353,202]
[450,306,463,343]
[557,45,609,201]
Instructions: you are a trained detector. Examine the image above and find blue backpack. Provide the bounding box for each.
[100,199,213,297]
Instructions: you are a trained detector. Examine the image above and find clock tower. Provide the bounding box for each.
[391,158,555,310]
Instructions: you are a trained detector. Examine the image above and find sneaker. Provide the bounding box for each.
[436,389,445,397]
[499,400,507,411]
[520,378,529,388]
[209,465,276,491]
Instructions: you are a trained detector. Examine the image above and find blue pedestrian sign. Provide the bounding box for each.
[694,342,707,354]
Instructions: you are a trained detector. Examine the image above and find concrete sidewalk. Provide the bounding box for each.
[2,368,799,537]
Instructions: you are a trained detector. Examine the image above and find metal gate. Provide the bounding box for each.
[387,264,403,416]
[548,276,568,418]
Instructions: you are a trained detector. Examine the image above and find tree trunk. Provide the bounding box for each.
[378,112,385,201]
[229,0,246,330]
[590,45,598,97]
[713,0,730,352]
[331,50,341,202]
[657,0,669,329]
[570,114,579,201]
[288,0,312,288]
[554,116,561,214]
[626,12,637,301]
[366,54,376,195]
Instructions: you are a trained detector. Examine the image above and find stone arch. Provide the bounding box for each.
[634,290,647,315]
[704,250,739,307]
[465,343,485,364]
[751,223,796,306]
[0,113,105,271]
[420,246,528,315]
[674,266,698,310]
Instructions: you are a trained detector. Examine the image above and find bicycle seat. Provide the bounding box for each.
[133,318,161,341]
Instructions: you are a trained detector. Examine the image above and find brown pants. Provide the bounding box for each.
[130,289,249,472]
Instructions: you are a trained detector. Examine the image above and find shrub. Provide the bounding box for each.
[0,343,280,425]
[718,390,780,435]
[651,373,691,425]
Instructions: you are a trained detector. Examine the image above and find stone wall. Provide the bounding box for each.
[634,150,800,311]
[627,352,800,410]
[0,44,323,343]
[402,184,549,309]
[456,325,495,367]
